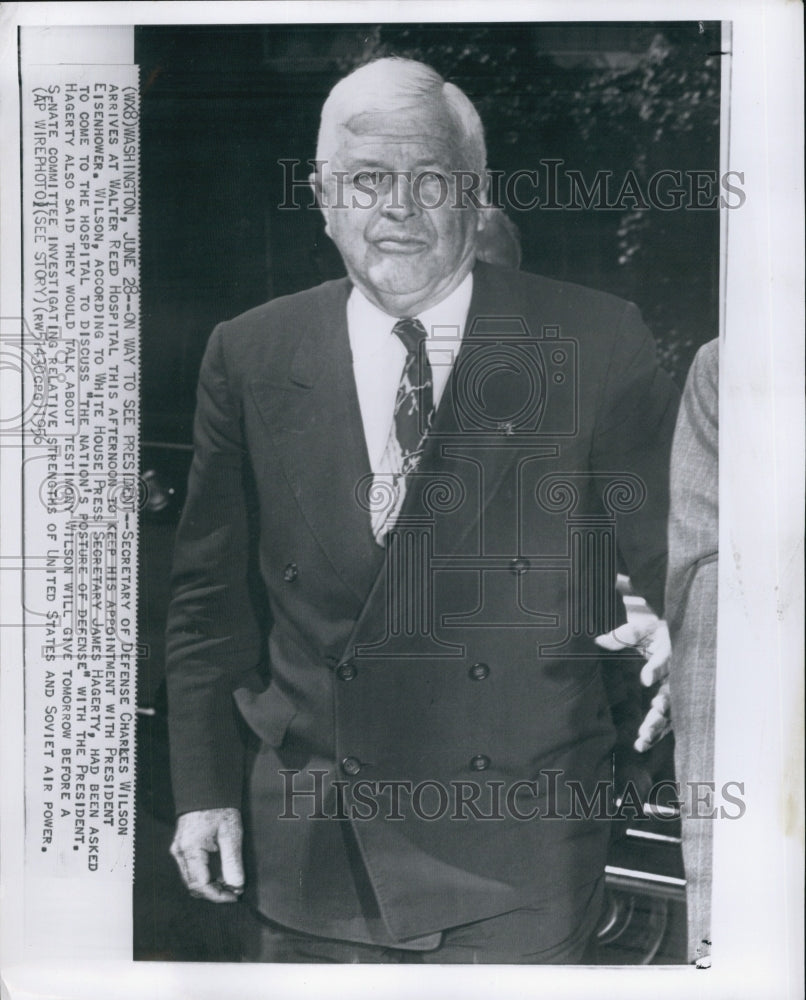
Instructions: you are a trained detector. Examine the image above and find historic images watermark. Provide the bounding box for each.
[278,769,747,822]
[278,159,746,212]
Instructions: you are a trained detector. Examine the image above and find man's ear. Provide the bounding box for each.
[474,171,492,233]
[475,207,489,235]
[309,170,331,235]
[475,201,493,236]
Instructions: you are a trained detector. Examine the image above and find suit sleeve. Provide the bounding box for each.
[590,303,681,615]
[666,340,718,964]
[165,323,264,815]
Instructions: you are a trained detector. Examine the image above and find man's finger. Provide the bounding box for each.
[634,720,672,753]
[178,846,213,893]
[218,814,245,895]
[634,711,672,752]
[170,841,242,903]
[651,682,671,713]
[640,648,670,687]
[634,682,672,751]
[180,847,241,904]
[594,622,643,652]
[189,880,242,904]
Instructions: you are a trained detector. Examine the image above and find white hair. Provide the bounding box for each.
[316,57,487,176]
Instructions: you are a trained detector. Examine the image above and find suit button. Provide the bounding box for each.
[283,562,298,582]
[468,662,489,681]
[336,661,357,682]
[470,754,491,771]
[341,756,362,777]
[509,557,530,575]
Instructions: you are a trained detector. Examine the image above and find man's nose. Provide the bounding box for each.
[380,171,419,220]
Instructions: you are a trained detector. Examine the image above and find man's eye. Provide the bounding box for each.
[353,171,381,187]
[417,171,449,189]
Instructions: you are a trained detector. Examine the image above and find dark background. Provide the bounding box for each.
[136,21,721,445]
[134,21,721,963]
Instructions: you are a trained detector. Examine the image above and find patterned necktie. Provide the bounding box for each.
[370,318,434,543]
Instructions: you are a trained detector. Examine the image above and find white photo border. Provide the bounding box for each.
[1,3,803,999]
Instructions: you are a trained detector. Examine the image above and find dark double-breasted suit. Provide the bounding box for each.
[166,261,679,946]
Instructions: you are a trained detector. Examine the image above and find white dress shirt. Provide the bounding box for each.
[346,273,473,473]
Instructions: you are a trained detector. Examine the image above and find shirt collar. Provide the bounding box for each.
[347,272,473,359]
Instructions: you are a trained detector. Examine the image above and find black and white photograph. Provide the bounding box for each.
[0,4,802,999]
[136,20,720,967]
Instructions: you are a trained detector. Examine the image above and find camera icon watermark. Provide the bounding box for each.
[421,316,578,440]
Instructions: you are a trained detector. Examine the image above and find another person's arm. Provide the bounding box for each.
[665,339,719,965]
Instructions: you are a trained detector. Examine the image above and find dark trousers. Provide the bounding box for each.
[240,877,603,964]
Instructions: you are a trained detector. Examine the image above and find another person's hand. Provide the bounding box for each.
[632,679,671,752]
[170,807,244,903]
[595,619,672,752]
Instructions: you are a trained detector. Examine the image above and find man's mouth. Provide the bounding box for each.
[371,237,429,255]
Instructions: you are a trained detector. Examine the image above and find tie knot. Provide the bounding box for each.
[393,317,427,356]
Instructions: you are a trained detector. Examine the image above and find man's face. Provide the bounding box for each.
[315,105,486,316]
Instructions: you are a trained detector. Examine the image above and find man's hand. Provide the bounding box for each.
[631,680,671,753]
[170,807,245,903]
[595,619,672,753]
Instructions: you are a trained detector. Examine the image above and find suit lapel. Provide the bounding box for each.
[399,263,534,558]
[249,280,384,603]
[344,265,551,655]
[250,265,546,623]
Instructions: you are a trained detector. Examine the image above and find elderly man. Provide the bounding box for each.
[166,57,679,964]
